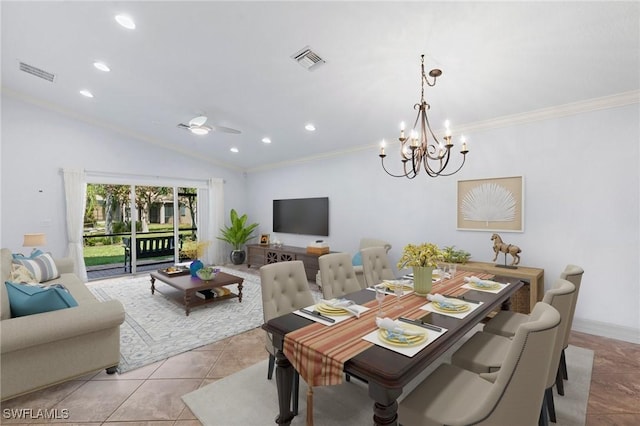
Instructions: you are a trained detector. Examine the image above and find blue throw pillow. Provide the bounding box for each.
[352,252,363,266]
[5,282,78,317]
[12,249,44,260]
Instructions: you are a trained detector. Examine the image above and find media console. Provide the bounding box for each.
[247,244,325,281]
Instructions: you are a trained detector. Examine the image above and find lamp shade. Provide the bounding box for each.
[23,233,47,247]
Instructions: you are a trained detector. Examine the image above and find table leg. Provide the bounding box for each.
[237,282,243,303]
[369,382,402,426]
[274,348,295,425]
[184,291,191,316]
[150,276,156,295]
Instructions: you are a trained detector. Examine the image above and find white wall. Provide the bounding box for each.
[1,95,248,258]
[246,103,640,343]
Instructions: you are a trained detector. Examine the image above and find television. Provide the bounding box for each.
[273,197,329,236]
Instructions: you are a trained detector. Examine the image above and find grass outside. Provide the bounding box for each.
[83,238,200,266]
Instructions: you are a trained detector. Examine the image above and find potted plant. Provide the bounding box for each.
[397,243,444,296]
[218,209,259,265]
[441,246,471,264]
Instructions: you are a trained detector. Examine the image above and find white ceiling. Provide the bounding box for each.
[2,1,639,172]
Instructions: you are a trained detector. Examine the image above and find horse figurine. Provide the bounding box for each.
[491,233,521,266]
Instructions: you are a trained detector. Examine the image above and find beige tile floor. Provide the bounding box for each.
[2,328,638,425]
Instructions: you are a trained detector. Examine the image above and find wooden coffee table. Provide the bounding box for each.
[149,270,244,316]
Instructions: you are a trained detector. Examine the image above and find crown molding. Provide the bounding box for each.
[1,88,243,173]
[247,90,639,173]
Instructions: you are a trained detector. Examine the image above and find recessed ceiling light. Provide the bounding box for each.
[189,127,209,135]
[262,137,272,144]
[79,90,94,98]
[93,61,110,72]
[305,123,316,132]
[115,14,136,30]
[230,147,239,153]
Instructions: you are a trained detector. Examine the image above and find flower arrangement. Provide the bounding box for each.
[181,240,210,260]
[397,243,444,269]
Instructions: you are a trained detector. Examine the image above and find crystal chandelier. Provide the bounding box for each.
[379,55,468,179]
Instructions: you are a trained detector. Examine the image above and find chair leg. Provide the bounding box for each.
[345,373,351,382]
[560,349,568,380]
[292,372,299,416]
[539,395,549,426]
[555,365,565,396]
[546,387,557,423]
[267,354,275,380]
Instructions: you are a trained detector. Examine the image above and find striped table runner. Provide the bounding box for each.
[283,271,494,387]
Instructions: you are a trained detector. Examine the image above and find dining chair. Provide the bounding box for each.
[483,264,584,395]
[260,260,316,416]
[450,279,575,424]
[354,238,392,287]
[398,302,561,426]
[360,246,395,287]
[318,253,362,299]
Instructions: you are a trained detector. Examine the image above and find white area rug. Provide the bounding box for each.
[183,341,593,426]
[88,267,264,373]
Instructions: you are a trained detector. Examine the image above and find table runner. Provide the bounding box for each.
[283,271,494,387]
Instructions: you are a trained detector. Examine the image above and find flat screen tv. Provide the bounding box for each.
[273,197,329,236]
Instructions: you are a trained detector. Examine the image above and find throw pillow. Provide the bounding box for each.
[352,252,363,266]
[12,249,45,260]
[5,282,78,317]
[12,252,60,282]
[9,264,38,284]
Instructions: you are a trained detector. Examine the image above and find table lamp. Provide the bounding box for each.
[23,233,47,255]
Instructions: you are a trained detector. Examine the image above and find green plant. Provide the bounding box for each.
[397,243,444,269]
[217,209,259,250]
[441,246,471,264]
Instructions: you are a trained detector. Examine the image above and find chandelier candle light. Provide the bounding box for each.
[380,54,469,179]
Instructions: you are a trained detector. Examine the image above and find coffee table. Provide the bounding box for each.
[149,270,244,316]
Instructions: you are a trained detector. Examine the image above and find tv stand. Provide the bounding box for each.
[247,244,325,281]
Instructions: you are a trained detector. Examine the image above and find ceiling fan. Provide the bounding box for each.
[177,115,241,135]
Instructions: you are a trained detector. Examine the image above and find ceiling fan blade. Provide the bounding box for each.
[210,125,241,134]
[189,115,208,127]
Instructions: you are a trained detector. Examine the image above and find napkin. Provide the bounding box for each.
[376,317,426,336]
[463,276,498,286]
[426,293,458,309]
[321,298,361,317]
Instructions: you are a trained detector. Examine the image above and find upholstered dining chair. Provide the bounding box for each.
[451,279,576,425]
[483,264,584,395]
[354,238,392,287]
[260,260,316,416]
[398,302,561,426]
[318,253,362,299]
[360,246,395,287]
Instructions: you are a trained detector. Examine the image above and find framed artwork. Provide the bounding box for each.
[259,234,270,245]
[457,176,524,232]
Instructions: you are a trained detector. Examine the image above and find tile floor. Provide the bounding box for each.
[2,329,638,425]
[3,262,639,425]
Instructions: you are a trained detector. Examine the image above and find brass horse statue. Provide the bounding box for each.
[491,233,521,266]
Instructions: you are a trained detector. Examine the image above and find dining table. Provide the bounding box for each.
[262,272,524,426]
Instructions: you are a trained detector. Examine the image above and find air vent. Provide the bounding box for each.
[291,46,325,71]
[19,62,56,82]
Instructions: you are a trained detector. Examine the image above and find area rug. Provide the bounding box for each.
[88,267,265,373]
[183,343,593,426]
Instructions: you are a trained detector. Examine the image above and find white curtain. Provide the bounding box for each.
[62,169,88,282]
[198,178,225,265]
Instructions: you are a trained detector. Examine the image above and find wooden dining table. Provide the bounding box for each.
[262,273,524,426]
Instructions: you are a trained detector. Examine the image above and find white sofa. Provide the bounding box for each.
[1,248,125,401]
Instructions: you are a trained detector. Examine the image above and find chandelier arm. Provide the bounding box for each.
[428,155,467,177]
[380,156,416,178]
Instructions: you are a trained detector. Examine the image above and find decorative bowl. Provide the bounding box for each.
[196,267,217,281]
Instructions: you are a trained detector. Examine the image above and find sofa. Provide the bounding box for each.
[1,248,125,401]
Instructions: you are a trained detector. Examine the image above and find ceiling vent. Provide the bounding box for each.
[19,62,56,82]
[291,46,325,71]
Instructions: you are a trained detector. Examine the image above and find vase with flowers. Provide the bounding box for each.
[397,243,444,296]
[188,240,210,277]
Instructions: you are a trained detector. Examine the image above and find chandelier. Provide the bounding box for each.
[379,54,468,179]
